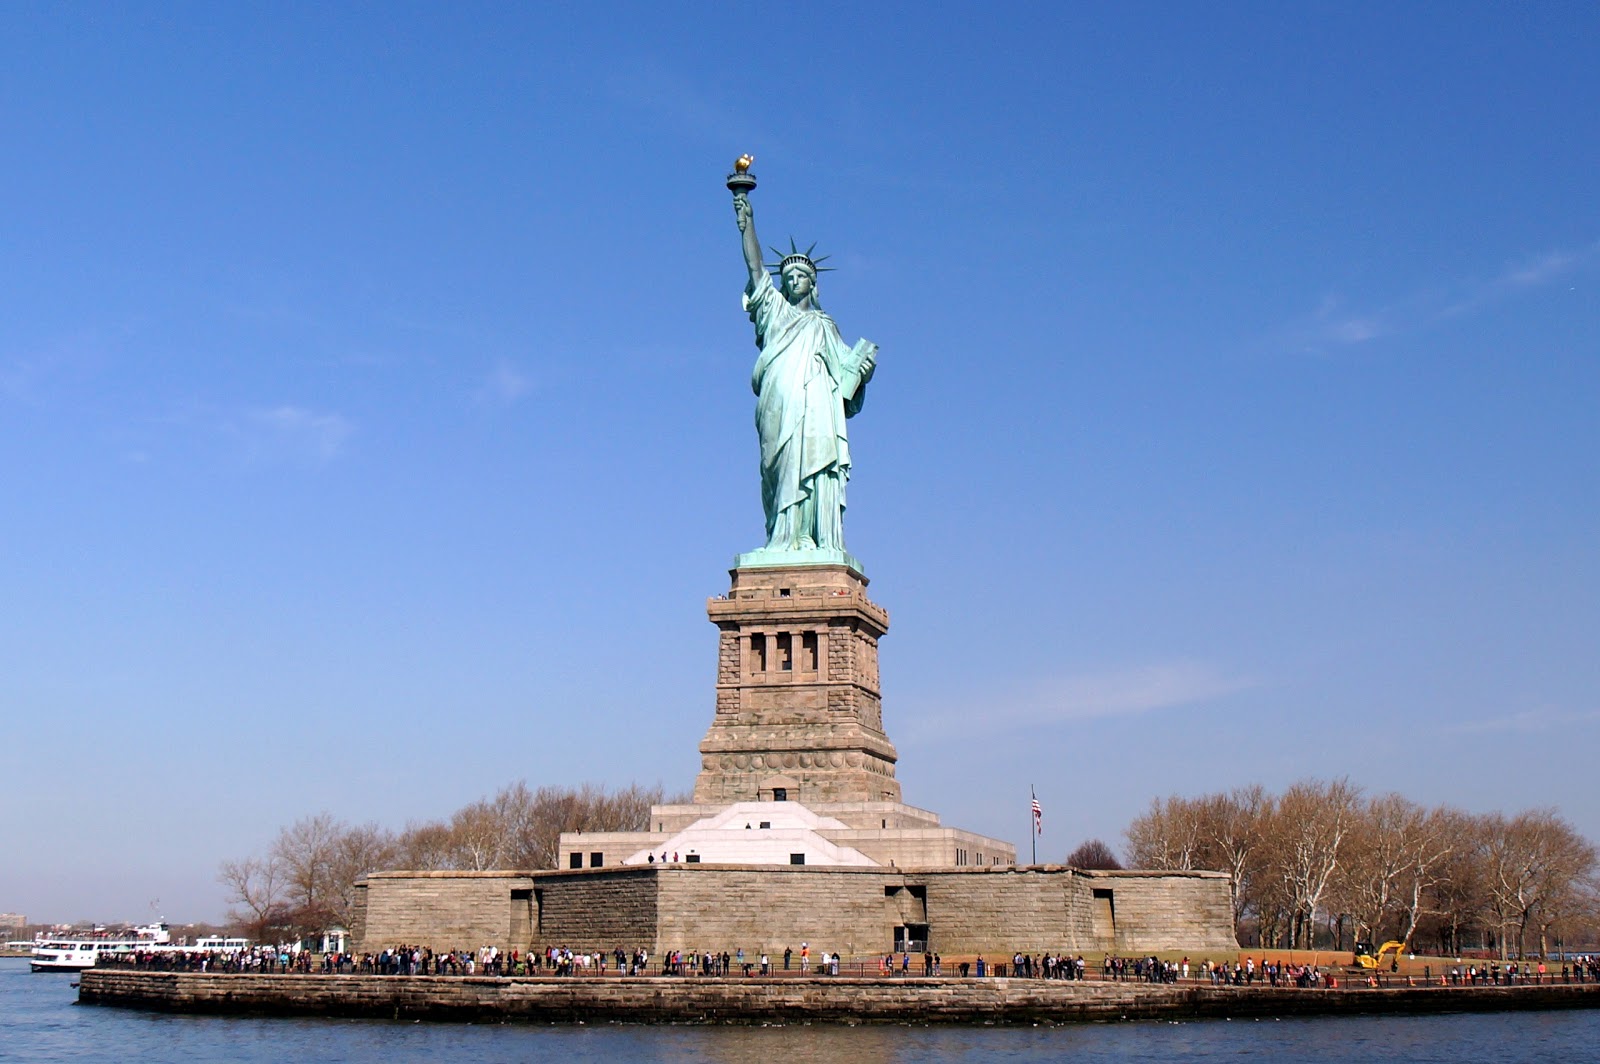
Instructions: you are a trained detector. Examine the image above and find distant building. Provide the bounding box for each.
[0,913,26,930]
[300,927,349,954]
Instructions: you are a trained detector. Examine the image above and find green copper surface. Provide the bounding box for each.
[733,546,864,574]
[731,170,877,567]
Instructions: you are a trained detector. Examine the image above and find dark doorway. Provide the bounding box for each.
[1092,887,1116,940]
[894,924,929,952]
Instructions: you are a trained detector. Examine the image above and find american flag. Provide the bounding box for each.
[1031,796,1043,835]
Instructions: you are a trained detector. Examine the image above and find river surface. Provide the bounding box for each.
[4,958,1597,1062]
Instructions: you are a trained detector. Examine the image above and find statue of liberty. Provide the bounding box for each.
[729,157,877,561]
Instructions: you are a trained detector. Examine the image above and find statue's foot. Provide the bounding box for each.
[798,537,817,549]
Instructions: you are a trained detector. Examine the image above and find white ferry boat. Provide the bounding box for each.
[29,923,171,972]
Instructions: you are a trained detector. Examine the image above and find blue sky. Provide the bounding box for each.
[2,3,1596,923]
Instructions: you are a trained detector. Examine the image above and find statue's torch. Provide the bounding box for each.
[727,154,756,196]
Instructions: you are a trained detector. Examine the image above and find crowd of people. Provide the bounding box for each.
[1194,957,1326,987]
[99,946,315,973]
[1451,956,1599,985]
[357,944,831,977]
[97,942,1600,989]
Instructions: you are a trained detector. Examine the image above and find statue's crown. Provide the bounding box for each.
[765,237,834,277]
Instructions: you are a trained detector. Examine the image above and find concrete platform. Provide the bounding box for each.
[78,970,1600,1025]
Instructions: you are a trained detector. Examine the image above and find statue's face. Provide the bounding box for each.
[782,264,814,302]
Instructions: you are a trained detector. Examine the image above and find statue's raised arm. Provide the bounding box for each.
[730,155,764,291]
[734,193,764,292]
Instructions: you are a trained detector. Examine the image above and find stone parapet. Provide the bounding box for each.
[357,864,1235,959]
[359,871,536,953]
[707,573,889,636]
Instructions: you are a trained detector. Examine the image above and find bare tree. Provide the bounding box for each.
[1119,781,1597,954]
[1422,812,1490,955]
[383,780,688,872]
[393,820,456,870]
[1065,839,1123,869]
[1537,866,1600,955]
[506,781,682,869]
[1265,778,1363,949]
[1393,805,1458,949]
[270,812,351,936]
[217,856,291,943]
[1199,786,1270,928]
[328,822,395,927]
[447,799,511,871]
[1335,794,1423,947]
[1125,795,1206,870]
[1483,808,1598,958]
[1124,785,1269,934]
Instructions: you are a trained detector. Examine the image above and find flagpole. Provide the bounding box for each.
[1030,785,1037,866]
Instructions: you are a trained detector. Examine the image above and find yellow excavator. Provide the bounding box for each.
[1353,940,1406,970]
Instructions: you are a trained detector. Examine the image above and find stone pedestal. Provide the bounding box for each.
[694,563,901,805]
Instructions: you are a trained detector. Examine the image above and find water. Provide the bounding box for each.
[4,958,1597,1063]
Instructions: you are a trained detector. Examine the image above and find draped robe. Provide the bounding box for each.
[744,271,875,550]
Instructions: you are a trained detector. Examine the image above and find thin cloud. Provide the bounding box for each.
[233,406,353,465]
[1286,295,1392,350]
[129,399,354,467]
[1499,250,1578,289]
[1443,707,1600,736]
[1440,243,1593,317]
[474,360,534,406]
[1330,314,1388,345]
[1,325,128,405]
[908,661,1258,741]
[1284,239,1596,352]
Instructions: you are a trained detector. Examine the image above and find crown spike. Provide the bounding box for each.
[761,238,835,278]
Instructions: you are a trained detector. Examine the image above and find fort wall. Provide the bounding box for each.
[357,864,1237,958]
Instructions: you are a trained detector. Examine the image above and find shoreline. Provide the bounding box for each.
[77,970,1600,1025]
